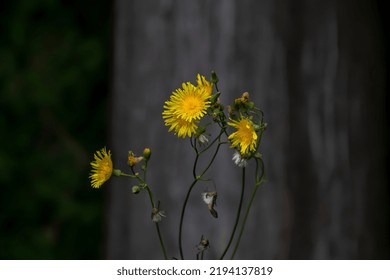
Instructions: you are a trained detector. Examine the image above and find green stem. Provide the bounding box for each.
[198,129,224,155]
[178,139,224,259]
[178,178,199,259]
[155,223,168,260]
[145,186,169,260]
[131,167,168,260]
[230,184,260,259]
[192,153,199,179]
[119,172,135,178]
[219,167,246,259]
[230,159,264,259]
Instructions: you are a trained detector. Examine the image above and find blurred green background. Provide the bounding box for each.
[0,0,110,259]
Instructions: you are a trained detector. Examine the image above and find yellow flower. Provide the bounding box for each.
[89,147,113,188]
[163,82,210,122]
[163,80,210,138]
[196,74,213,97]
[163,113,198,138]
[228,117,258,155]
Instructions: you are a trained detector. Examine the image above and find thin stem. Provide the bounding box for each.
[193,153,199,179]
[119,172,135,178]
[230,185,260,259]
[230,159,264,259]
[178,178,199,259]
[219,167,246,259]
[145,186,155,207]
[178,135,225,259]
[198,128,225,155]
[155,223,168,260]
[145,186,168,260]
[131,166,168,259]
[200,142,223,177]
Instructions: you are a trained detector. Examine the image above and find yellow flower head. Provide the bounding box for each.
[163,80,210,138]
[163,113,198,138]
[228,117,258,155]
[196,74,213,97]
[89,147,113,188]
[163,82,210,122]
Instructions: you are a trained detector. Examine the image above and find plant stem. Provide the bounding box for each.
[178,178,199,259]
[155,223,168,260]
[144,185,169,260]
[178,137,224,259]
[219,167,246,259]
[230,183,260,259]
[131,166,168,260]
[230,158,264,259]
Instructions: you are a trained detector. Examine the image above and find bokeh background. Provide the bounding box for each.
[0,0,388,259]
[0,0,110,258]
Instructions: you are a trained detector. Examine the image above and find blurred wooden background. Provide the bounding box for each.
[106,0,388,259]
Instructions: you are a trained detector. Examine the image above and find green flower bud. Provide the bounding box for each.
[253,124,261,131]
[132,185,140,194]
[254,152,262,159]
[143,148,151,160]
[211,71,219,84]
[210,92,221,104]
[246,101,254,109]
[195,126,206,138]
[112,169,122,176]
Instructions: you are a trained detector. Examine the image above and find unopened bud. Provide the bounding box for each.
[242,92,250,102]
[132,185,140,194]
[211,71,219,84]
[143,148,151,161]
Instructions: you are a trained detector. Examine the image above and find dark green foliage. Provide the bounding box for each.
[0,0,110,259]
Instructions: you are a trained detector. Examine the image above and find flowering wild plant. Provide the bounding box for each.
[89,72,267,259]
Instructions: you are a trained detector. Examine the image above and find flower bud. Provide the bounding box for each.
[132,185,140,194]
[112,169,122,176]
[211,71,219,84]
[195,126,206,138]
[227,105,234,116]
[143,148,151,161]
[246,101,254,109]
[210,92,220,104]
[241,92,250,102]
[234,97,242,105]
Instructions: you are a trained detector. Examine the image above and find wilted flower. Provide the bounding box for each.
[232,151,248,168]
[151,207,166,223]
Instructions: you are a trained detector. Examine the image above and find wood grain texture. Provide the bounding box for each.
[107,0,387,259]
